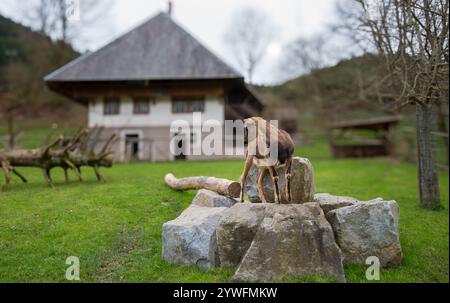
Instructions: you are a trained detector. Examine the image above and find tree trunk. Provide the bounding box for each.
[164,173,241,198]
[6,116,16,150]
[437,99,449,165]
[1,129,117,188]
[416,104,441,209]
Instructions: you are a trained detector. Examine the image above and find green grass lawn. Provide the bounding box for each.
[0,151,448,282]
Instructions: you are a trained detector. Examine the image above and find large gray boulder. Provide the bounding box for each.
[244,157,315,204]
[162,205,228,269]
[192,189,237,208]
[326,200,402,268]
[216,203,266,268]
[233,203,346,282]
[314,193,358,214]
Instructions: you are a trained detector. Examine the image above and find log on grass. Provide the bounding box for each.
[164,173,241,198]
[0,128,117,188]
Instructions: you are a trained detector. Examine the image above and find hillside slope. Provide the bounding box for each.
[257,54,408,129]
[0,15,85,128]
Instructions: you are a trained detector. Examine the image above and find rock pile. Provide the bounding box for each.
[244,157,315,203]
[226,203,346,282]
[325,199,401,267]
[162,204,227,270]
[162,158,402,282]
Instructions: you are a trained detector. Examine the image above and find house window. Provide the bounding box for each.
[172,97,205,113]
[133,97,150,114]
[191,100,205,112]
[104,97,120,115]
[172,100,189,113]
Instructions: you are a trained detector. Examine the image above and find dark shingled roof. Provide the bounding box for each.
[45,12,242,82]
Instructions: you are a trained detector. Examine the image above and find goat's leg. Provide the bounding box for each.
[256,167,268,203]
[268,166,281,204]
[239,155,253,202]
[285,156,293,202]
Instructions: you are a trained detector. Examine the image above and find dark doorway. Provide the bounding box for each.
[174,136,187,161]
[125,134,139,161]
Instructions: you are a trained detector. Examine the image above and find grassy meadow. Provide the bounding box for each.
[0,140,448,283]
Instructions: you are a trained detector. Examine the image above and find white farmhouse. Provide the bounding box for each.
[45,12,263,162]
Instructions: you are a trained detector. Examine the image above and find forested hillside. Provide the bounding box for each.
[0,15,85,131]
[257,54,411,129]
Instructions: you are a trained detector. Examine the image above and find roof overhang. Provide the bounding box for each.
[328,116,402,130]
[46,77,264,111]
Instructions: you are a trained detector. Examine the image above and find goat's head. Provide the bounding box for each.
[243,117,259,146]
[243,117,255,145]
[244,117,271,145]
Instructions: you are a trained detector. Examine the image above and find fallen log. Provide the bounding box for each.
[164,173,241,198]
[0,127,117,188]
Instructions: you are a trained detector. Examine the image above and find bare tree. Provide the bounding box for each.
[0,63,35,149]
[36,0,55,35]
[55,0,70,42]
[12,0,114,44]
[0,92,23,150]
[276,35,330,121]
[341,0,449,209]
[53,0,113,44]
[334,0,376,53]
[280,35,331,78]
[223,7,277,83]
[7,0,55,35]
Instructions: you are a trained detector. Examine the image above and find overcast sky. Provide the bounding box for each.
[0,0,348,84]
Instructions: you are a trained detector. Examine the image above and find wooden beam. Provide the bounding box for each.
[48,81,225,100]
[164,173,241,198]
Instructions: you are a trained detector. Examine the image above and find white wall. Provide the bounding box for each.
[88,96,224,128]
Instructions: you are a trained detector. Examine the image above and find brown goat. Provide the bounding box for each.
[239,117,295,203]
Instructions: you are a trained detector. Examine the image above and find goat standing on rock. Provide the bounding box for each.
[240,117,295,204]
